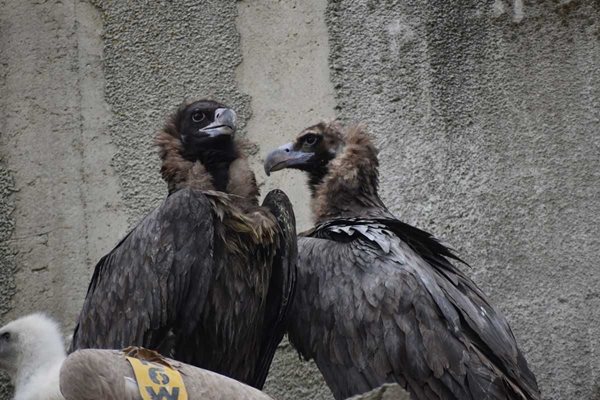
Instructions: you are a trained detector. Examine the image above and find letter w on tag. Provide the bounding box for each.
[126,356,188,400]
[146,387,180,400]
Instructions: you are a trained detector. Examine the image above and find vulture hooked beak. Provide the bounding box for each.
[199,107,237,137]
[264,143,313,176]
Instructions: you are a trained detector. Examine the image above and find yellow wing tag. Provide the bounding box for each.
[126,356,188,400]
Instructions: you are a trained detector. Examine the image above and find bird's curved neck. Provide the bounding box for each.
[156,131,235,194]
[156,130,259,205]
[310,127,388,223]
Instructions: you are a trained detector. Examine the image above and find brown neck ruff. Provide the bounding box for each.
[311,124,388,223]
[155,124,259,207]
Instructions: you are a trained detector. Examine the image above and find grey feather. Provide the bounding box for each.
[288,218,540,400]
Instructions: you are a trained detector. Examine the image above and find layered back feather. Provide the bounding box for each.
[287,123,541,400]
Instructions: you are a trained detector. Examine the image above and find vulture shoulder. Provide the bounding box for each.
[71,188,216,352]
[289,218,540,400]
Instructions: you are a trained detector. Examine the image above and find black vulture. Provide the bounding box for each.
[71,100,297,389]
[264,122,541,400]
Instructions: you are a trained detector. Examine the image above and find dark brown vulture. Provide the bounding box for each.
[71,100,296,389]
[264,122,541,400]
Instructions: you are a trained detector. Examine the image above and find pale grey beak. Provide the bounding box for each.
[199,107,237,137]
[264,143,314,176]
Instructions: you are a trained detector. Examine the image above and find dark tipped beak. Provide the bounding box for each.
[199,108,237,137]
[264,143,313,176]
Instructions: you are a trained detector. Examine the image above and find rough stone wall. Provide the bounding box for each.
[0,0,128,327]
[1,1,599,399]
[90,0,252,223]
[326,2,600,399]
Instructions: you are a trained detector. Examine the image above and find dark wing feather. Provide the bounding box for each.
[289,219,540,400]
[71,188,215,353]
[251,189,297,388]
[376,218,540,399]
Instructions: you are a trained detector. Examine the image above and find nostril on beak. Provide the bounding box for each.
[215,111,221,119]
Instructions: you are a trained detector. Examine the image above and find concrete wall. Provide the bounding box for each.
[0,0,598,399]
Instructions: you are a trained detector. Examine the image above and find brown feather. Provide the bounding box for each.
[155,126,214,193]
[226,157,259,207]
[73,102,296,390]
[154,108,259,210]
[311,123,388,222]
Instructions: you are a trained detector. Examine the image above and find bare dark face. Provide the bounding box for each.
[263,122,344,193]
[263,122,342,176]
[178,100,237,157]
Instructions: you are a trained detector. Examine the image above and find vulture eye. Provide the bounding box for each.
[304,134,319,146]
[191,111,205,123]
[1,332,10,341]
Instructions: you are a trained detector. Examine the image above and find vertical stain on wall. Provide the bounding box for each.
[0,0,130,341]
[0,164,16,317]
[236,1,336,398]
[0,0,16,320]
[0,0,17,320]
[73,0,129,275]
[0,1,18,396]
[236,0,337,231]
[0,163,16,397]
[91,0,251,223]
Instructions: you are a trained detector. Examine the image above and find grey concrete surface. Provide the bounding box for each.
[90,0,250,223]
[0,0,127,330]
[0,0,129,395]
[237,0,337,233]
[326,1,600,399]
[0,162,15,398]
[0,0,599,399]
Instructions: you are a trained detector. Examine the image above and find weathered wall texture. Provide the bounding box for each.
[1,0,599,399]
[0,0,127,336]
[326,1,600,399]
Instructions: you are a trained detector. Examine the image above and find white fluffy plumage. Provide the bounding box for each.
[0,313,66,400]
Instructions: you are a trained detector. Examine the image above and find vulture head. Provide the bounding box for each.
[264,121,384,221]
[0,313,66,399]
[263,122,342,187]
[175,100,237,158]
[156,100,258,196]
